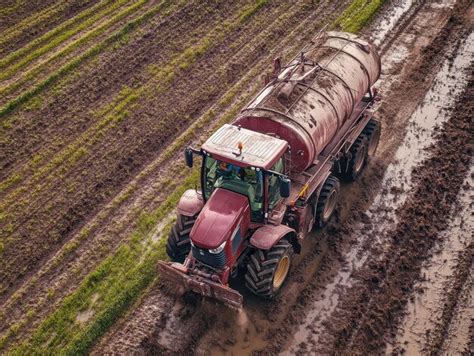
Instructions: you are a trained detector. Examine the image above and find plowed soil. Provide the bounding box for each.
[1,0,472,354]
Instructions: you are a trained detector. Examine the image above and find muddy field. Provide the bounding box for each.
[0,0,472,354]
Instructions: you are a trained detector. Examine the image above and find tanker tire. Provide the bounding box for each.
[343,134,369,181]
[245,239,293,298]
[166,215,195,263]
[315,175,340,228]
[364,119,381,156]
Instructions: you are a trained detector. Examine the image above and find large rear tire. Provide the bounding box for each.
[245,239,293,298]
[364,119,381,156]
[166,214,195,263]
[343,134,369,181]
[315,175,340,228]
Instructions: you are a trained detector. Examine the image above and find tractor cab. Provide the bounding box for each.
[185,124,291,223]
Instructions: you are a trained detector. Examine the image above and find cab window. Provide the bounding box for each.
[268,157,284,210]
[203,156,264,222]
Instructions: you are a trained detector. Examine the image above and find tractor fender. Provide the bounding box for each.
[250,225,301,254]
[177,189,203,217]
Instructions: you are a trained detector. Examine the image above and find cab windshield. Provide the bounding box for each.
[203,156,264,222]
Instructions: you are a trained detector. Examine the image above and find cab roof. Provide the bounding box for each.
[201,124,288,170]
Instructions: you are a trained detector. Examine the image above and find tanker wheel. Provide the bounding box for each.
[315,175,340,228]
[245,239,293,298]
[343,134,369,181]
[364,119,381,156]
[166,214,195,263]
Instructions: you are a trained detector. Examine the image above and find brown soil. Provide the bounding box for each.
[0,0,100,57]
[1,0,472,354]
[0,0,59,33]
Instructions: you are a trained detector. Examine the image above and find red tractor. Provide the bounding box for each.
[158,31,381,308]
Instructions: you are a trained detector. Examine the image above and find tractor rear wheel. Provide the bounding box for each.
[245,239,293,298]
[315,175,340,227]
[343,134,369,181]
[166,214,195,263]
[364,119,381,156]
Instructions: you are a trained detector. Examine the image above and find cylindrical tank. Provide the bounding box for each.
[234,31,381,173]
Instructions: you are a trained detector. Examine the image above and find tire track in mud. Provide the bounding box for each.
[387,165,473,355]
[328,69,473,356]
[314,9,473,353]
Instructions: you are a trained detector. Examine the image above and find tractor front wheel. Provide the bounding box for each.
[166,214,195,263]
[245,239,293,298]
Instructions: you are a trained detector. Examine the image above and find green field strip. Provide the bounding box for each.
[0,0,24,16]
[0,0,180,238]
[3,0,386,352]
[0,0,172,121]
[0,0,268,215]
[0,0,147,97]
[333,0,385,33]
[0,1,66,47]
[0,0,117,72]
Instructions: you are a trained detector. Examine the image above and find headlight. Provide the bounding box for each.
[209,241,226,254]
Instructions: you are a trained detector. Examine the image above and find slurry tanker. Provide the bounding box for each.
[158,31,382,308]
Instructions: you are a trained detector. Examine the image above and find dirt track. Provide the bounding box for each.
[92,1,474,355]
[1,0,472,354]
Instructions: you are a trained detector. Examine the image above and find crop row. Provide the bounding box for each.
[0,0,67,50]
[0,0,149,101]
[0,0,269,240]
[0,0,177,195]
[4,0,386,353]
[0,0,116,71]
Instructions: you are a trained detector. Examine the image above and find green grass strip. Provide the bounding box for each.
[240,0,270,23]
[0,0,145,95]
[0,1,162,120]
[9,169,198,355]
[0,0,116,71]
[0,0,119,71]
[0,1,66,48]
[333,0,385,33]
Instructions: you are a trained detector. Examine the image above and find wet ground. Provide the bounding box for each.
[93,1,473,355]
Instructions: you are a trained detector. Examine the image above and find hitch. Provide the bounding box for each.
[158,261,243,309]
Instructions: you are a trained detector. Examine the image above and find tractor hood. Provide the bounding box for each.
[190,188,249,249]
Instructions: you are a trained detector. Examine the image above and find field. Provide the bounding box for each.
[0,0,472,354]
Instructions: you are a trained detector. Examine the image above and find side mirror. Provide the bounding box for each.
[279,177,291,198]
[184,148,193,168]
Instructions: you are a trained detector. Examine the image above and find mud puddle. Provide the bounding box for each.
[282,18,474,355]
[370,0,416,47]
[387,165,473,354]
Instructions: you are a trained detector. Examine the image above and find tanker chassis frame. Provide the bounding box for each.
[158,31,381,309]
